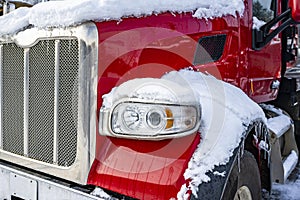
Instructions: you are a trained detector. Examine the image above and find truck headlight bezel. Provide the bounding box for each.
[99,99,201,140]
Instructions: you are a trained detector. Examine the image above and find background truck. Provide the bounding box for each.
[0,0,300,199]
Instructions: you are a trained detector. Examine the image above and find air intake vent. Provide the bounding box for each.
[194,34,227,65]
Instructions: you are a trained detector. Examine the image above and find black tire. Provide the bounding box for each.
[294,120,300,149]
[222,151,261,200]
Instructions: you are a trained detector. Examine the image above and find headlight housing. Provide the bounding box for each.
[99,78,201,140]
[100,100,200,140]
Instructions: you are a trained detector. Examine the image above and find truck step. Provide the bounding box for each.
[267,115,291,138]
[285,65,300,78]
[283,150,299,182]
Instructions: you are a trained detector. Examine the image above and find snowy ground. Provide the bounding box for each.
[269,162,300,200]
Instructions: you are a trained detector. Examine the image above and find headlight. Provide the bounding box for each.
[100,100,200,140]
[99,77,201,140]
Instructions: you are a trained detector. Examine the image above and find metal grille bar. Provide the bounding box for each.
[23,48,29,157]
[0,45,2,149]
[53,40,60,164]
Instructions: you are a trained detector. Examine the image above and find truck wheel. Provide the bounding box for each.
[294,120,300,149]
[222,151,261,200]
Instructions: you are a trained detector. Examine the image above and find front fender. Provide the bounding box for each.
[87,133,200,199]
[191,147,239,200]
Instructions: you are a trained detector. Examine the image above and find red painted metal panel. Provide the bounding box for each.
[88,134,200,199]
[88,1,284,197]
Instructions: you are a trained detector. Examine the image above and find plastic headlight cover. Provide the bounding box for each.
[99,78,201,140]
[100,101,200,140]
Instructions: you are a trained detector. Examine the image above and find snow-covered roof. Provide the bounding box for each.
[0,0,244,36]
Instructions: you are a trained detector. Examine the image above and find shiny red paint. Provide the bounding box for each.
[246,0,282,103]
[88,134,200,199]
[290,0,300,22]
[88,0,284,198]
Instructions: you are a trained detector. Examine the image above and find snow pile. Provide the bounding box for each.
[253,16,266,29]
[101,69,266,199]
[261,104,292,138]
[102,78,196,109]
[272,163,300,200]
[0,7,30,36]
[267,115,291,137]
[90,187,111,199]
[13,0,37,5]
[283,151,298,181]
[0,0,244,36]
[163,70,266,199]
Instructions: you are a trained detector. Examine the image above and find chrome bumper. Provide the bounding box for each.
[0,163,106,200]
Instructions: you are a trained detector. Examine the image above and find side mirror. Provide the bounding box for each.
[290,0,300,22]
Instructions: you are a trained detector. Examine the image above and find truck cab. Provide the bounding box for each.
[0,0,299,199]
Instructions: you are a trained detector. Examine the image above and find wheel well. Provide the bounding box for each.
[244,128,271,192]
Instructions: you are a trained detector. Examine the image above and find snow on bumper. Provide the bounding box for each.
[0,163,109,200]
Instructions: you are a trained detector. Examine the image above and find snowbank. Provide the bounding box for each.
[272,163,300,200]
[0,0,244,36]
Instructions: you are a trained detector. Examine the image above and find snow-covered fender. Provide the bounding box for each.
[89,76,202,199]
[191,121,271,199]
[192,146,239,199]
[89,71,271,199]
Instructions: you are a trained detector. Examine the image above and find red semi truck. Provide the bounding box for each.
[0,0,300,199]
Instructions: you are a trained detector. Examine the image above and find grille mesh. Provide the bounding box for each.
[2,43,24,156]
[194,34,227,65]
[28,40,55,163]
[58,40,79,166]
[1,39,79,167]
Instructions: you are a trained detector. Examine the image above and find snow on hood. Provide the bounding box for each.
[101,69,266,199]
[0,0,244,36]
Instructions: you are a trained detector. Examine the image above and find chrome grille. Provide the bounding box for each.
[58,40,79,166]
[28,40,55,164]
[2,43,24,156]
[0,39,79,167]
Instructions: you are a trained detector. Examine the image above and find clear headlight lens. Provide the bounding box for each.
[109,101,199,138]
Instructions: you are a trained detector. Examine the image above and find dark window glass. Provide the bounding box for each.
[253,0,275,22]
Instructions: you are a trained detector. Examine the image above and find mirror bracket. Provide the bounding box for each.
[253,9,295,50]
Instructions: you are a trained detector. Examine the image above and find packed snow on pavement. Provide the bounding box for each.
[270,164,300,200]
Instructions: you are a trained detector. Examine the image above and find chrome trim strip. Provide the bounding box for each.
[53,40,60,164]
[23,48,29,157]
[0,45,2,149]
